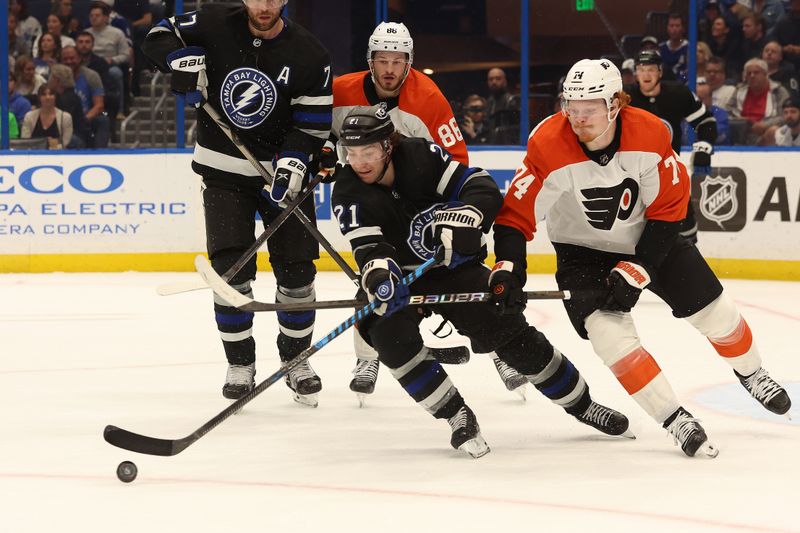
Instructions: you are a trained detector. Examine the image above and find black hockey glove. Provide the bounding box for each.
[488,261,527,315]
[432,203,484,269]
[270,153,308,204]
[318,140,338,183]
[166,46,207,107]
[691,141,712,176]
[602,260,651,312]
[361,258,410,317]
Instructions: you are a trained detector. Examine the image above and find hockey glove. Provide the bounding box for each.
[602,260,651,313]
[270,154,308,204]
[432,203,484,269]
[318,140,338,183]
[361,258,410,317]
[488,261,527,315]
[691,141,712,176]
[166,46,207,107]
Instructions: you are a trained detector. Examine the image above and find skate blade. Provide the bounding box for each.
[292,392,319,408]
[620,429,636,439]
[458,435,491,459]
[696,441,720,459]
[513,385,527,402]
[355,393,367,408]
[784,412,793,421]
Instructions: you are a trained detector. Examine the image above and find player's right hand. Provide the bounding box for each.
[318,140,338,183]
[602,260,651,312]
[361,258,409,317]
[166,46,207,107]
[270,155,308,204]
[488,261,526,315]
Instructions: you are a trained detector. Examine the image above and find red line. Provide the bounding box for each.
[1,472,796,532]
[736,300,800,322]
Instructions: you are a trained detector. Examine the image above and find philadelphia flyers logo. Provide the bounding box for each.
[580,177,639,230]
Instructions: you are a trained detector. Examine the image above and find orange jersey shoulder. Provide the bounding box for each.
[332,71,371,107]
[618,106,673,153]
[526,113,588,179]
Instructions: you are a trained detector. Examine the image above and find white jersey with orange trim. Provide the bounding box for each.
[332,69,469,165]
[495,106,690,255]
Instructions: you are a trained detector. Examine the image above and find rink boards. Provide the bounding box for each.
[1,148,799,280]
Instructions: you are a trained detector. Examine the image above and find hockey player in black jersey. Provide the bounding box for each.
[626,49,718,244]
[331,104,632,457]
[141,0,332,406]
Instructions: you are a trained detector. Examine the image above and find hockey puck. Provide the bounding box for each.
[116,460,138,483]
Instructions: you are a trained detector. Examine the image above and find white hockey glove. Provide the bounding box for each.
[166,46,207,107]
[432,203,484,269]
[602,260,651,312]
[269,155,308,204]
[691,141,712,173]
[361,258,410,317]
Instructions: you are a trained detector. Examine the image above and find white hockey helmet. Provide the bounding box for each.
[367,22,414,64]
[561,58,622,110]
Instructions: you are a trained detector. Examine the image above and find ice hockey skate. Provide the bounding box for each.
[663,407,719,458]
[285,360,322,407]
[735,367,792,417]
[222,363,255,400]
[492,357,528,400]
[447,405,490,458]
[350,357,379,407]
[574,401,635,438]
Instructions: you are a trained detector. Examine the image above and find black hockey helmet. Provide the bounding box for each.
[635,49,663,68]
[339,104,395,147]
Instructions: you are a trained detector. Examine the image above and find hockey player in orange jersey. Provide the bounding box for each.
[490,58,791,458]
[321,22,526,403]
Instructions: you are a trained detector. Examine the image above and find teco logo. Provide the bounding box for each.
[0,165,124,194]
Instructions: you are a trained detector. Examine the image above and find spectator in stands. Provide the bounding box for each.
[707,56,738,106]
[60,45,110,148]
[763,40,800,95]
[747,0,785,32]
[51,0,82,38]
[86,1,130,119]
[33,14,76,56]
[8,72,33,126]
[14,56,47,104]
[741,13,768,61]
[485,67,519,140]
[35,32,62,79]
[74,30,118,114]
[699,1,722,44]
[459,94,491,145]
[770,0,800,70]
[772,96,800,145]
[48,63,85,146]
[111,0,152,96]
[621,58,636,85]
[640,35,659,52]
[21,85,73,149]
[10,0,42,56]
[2,112,21,142]
[659,13,690,81]
[697,41,713,79]
[9,11,31,59]
[709,16,744,80]
[729,57,790,142]
[697,77,732,143]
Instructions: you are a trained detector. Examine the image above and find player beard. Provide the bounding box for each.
[247,9,280,32]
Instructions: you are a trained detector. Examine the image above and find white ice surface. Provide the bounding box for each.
[1,271,798,533]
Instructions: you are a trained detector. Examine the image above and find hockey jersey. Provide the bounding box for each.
[494,106,690,257]
[625,81,716,154]
[331,138,499,270]
[142,4,332,180]
[332,70,469,164]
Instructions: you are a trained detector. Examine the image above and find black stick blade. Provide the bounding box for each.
[104,425,181,457]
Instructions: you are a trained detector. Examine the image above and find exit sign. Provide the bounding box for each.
[575,0,595,11]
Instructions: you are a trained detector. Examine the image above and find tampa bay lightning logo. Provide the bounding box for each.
[408,203,444,260]
[220,67,277,129]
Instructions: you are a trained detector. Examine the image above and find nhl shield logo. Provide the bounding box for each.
[700,174,738,228]
[220,67,278,129]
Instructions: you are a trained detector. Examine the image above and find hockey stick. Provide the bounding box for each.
[202,102,359,284]
[156,172,327,296]
[103,257,438,457]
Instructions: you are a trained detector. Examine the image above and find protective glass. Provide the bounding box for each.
[243,0,287,8]
[344,145,387,165]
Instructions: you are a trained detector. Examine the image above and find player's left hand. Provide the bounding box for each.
[361,258,410,317]
[166,46,207,107]
[602,260,651,312]
[318,140,338,183]
[692,141,712,176]
[270,155,308,204]
[432,203,483,269]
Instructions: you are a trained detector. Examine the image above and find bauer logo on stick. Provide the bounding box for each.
[220,67,278,129]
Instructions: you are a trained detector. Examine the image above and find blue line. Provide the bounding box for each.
[1,13,9,150]
[519,0,530,145]
[0,148,195,155]
[688,0,697,92]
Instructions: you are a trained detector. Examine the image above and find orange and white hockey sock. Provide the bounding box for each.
[685,292,761,376]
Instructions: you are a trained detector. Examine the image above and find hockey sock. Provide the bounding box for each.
[385,347,464,419]
[275,283,315,361]
[214,280,256,365]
